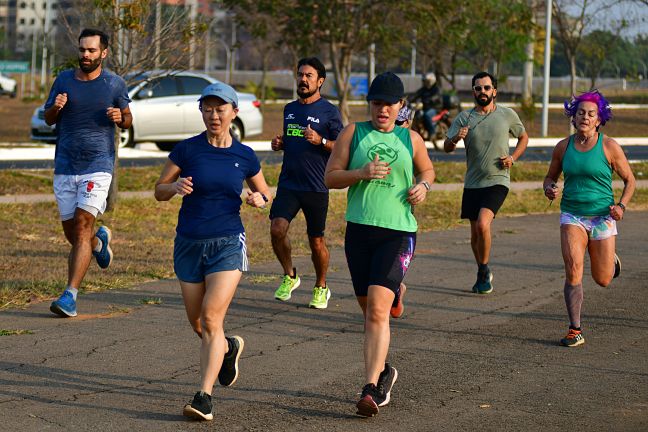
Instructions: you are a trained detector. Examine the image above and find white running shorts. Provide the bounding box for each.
[53,172,112,221]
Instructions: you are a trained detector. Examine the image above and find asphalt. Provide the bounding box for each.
[1,211,647,431]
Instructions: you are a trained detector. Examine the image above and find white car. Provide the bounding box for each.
[0,72,17,97]
[30,71,263,150]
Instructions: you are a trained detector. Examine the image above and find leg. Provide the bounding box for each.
[470,208,495,266]
[199,270,242,394]
[560,225,588,328]
[270,218,294,276]
[66,208,97,289]
[308,235,329,287]
[588,236,616,287]
[363,285,395,386]
[180,280,206,338]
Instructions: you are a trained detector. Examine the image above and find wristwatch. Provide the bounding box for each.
[420,180,431,191]
[321,137,327,146]
[617,202,626,211]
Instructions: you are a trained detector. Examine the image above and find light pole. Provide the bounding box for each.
[40,0,52,98]
[541,0,552,138]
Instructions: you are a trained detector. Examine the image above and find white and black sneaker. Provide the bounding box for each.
[613,253,621,279]
[183,391,213,421]
[376,363,398,407]
[218,335,244,386]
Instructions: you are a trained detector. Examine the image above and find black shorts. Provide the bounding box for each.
[269,187,329,237]
[344,222,416,301]
[461,185,509,221]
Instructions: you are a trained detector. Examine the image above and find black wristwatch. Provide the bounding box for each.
[617,202,626,211]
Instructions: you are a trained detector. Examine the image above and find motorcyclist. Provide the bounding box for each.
[411,72,443,137]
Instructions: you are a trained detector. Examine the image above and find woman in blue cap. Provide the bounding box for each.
[325,72,435,417]
[155,81,271,421]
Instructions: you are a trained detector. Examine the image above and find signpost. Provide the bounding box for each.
[0,61,30,74]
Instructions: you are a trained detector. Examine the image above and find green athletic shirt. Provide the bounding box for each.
[346,122,418,232]
[561,133,614,216]
[447,105,525,189]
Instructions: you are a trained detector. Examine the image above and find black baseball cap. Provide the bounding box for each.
[366,72,404,104]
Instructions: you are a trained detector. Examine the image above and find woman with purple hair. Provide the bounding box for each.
[543,90,635,347]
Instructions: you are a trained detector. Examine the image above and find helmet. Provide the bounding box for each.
[422,72,436,87]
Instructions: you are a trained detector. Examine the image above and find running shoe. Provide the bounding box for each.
[559,328,585,347]
[218,335,244,386]
[613,253,621,279]
[93,226,113,269]
[183,391,213,421]
[377,363,398,406]
[308,285,330,309]
[49,290,77,317]
[390,283,407,318]
[472,271,493,294]
[356,383,383,417]
[274,268,300,301]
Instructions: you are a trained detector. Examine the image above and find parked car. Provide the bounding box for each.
[0,72,17,97]
[30,70,263,150]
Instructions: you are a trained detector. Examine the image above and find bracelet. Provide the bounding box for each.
[510,155,515,165]
[617,202,626,211]
[420,181,431,191]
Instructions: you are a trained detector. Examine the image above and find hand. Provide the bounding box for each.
[544,183,558,200]
[362,153,390,180]
[609,204,624,221]
[407,183,428,206]
[304,124,321,145]
[500,155,514,169]
[246,190,267,208]
[106,107,122,124]
[454,126,468,143]
[174,176,193,196]
[53,93,68,110]
[271,134,284,151]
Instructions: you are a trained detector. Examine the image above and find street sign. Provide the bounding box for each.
[0,61,30,73]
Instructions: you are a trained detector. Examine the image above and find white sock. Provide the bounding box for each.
[93,237,103,253]
[66,286,78,300]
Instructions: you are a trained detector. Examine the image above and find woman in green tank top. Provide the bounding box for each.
[324,72,435,417]
[543,90,635,348]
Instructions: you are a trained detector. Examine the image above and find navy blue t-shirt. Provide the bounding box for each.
[278,98,343,192]
[169,132,261,239]
[45,69,131,175]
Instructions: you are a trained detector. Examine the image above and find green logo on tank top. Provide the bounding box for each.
[367,142,399,164]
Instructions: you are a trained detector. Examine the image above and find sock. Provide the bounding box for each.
[478,263,489,275]
[564,282,583,329]
[225,337,234,357]
[66,286,78,300]
[569,326,582,332]
[288,267,297,279]
[93,237,103,253]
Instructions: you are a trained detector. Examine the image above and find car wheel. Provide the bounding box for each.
[119,127,135,148]
[230,119,244,141]
[156,142,174,151]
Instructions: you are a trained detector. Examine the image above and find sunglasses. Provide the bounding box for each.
[473,85,493,92]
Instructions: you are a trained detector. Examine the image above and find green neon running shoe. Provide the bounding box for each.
[308,285,331,309]
[274,268,300,301]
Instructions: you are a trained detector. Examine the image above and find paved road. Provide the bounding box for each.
[1,212,647,431]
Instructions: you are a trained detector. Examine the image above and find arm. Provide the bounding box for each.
[407,130,435,205]
[543,139,568,201]
[444,126,468,153]
[154,159,192,201]
[45,93,67,125]
[245,170,273,208]
[605,136,635,220]
[500,130,529,168]
[106,106,133,130]
[303,125,335,153]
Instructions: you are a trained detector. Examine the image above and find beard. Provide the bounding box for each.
[475,93,494,107]
[79,57,102,73]
[297,85,317,99]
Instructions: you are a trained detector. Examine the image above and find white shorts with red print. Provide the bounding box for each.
[53,172,112,221]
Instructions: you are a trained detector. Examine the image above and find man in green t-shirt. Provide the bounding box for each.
[444,71,529,294]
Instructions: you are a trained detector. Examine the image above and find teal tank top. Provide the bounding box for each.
[345,122,418,232]
[561,133,614,216]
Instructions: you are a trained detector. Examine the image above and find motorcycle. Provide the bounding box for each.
[409,94,461,151]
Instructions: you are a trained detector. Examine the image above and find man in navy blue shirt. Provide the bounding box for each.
[270,57,343,309]
[45,29,132,318]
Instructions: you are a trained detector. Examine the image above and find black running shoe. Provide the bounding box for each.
[218,335,244,386]
[613,253,621,279]
[183,391,213,421]
[377,363,398,407]
[356,383,384,417]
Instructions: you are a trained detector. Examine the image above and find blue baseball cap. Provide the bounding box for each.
[198,82,238,108]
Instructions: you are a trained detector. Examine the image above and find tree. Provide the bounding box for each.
[580,30,621,87]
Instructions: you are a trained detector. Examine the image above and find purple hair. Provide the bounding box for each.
[564,89,612,127]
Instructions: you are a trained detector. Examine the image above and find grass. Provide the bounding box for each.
[2,187,648,311]
[0,329,34,336]
[1,161,647,195]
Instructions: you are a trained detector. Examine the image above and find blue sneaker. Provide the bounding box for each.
[472,271,493,294]
[93,226,113,269]
[50,290,77,317]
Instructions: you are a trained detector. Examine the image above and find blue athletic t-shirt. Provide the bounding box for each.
[169,132,261,239]
[44,69,131,175]
[278,98,343,192]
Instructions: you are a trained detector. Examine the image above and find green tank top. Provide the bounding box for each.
[561,133,614,216]
[346,121,418,232]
